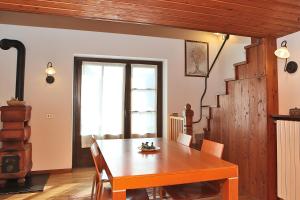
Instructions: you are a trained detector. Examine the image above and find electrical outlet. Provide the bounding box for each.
[46,113,54,119]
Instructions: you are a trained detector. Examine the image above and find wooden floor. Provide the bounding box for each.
[0,168,256,200]
[0,168,94,200]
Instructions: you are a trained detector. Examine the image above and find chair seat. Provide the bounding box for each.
[163,182,220,200]
[99,182,149,200]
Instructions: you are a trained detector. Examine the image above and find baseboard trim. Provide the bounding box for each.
[31,168,72,175]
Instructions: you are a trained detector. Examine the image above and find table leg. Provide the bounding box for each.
[112,189,126,200]
[222,177,238,200]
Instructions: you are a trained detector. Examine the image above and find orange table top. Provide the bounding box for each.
[97,138,238,190]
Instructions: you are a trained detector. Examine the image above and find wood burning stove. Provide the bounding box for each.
[0,106,32,186]
[0,39,32,186]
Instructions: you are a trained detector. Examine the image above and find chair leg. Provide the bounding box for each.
[96,183,103,200]
[153,187,156,200]
[159,187,167,199]
[91,174,96,200]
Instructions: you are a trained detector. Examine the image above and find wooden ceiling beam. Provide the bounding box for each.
[41,0,300,27]
[82,0,300,29]
[0,0,299,38]
[0,2,271,38]
[202,0,300,15]
[0,1,286,37]
[8,0,296,32]
[274,0,300,7]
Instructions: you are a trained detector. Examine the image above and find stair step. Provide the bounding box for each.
[224,78,236,82]
[201,105,218,108]
[202,105,218,109]
[201,105,211,108]
[233,61,247,67]
[224,79,235,94]
[244,43,260,49]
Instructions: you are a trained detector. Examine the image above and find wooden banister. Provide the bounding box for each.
[183,103,194,136]
[169,104,194,141]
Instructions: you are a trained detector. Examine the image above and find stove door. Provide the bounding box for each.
[1,155,20,173]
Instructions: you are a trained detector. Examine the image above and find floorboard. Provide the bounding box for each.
[0,168,256,200]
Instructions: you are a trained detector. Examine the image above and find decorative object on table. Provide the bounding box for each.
[289,107,300,116]
[185,40,209,77]
[138,142,160,152]
[6,97,26,106]
[45,62,56,84]
[274,40,298,74]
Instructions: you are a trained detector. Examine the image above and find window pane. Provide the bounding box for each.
[81,62,102,137]
[131,64,158,137]
[131,112,156,134]
[131,64,156,89]
[102,65,125,135]
[80,62,125,147]
[131,90,156,111]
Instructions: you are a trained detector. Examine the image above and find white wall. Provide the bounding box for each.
[277,31,300,114]
[0,24,249,170]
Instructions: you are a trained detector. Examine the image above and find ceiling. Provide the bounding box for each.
[0,0,299,38]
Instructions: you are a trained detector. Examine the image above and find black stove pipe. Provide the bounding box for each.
[0,39,26,101]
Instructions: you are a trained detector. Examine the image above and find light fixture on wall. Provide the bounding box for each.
[45,62,56,84]
[213,32,227,40]
[274,40,298,74]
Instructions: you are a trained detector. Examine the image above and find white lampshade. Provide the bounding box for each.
[45,67,56,75]
[274,47,290,59]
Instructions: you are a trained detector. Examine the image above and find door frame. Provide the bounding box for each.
[72,57,163,168]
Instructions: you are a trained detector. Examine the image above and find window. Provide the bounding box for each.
[80,62,125,147]
[74,57,162,148]
[131,64,158,136]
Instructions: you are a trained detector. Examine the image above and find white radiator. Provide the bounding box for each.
[276,120,300,200]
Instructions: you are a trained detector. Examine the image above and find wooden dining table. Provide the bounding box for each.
[97,138,238,200]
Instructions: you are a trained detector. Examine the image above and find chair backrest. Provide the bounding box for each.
[176,133,192,147]
[90,141,103,181]
[201,139,224,158]
[91,135,97,143]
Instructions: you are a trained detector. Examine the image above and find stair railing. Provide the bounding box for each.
[193,34,230,124]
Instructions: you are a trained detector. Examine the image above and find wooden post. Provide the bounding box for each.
[182,104,194,136]
[262,37,278,200]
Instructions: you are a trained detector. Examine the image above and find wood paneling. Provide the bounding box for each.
[0,0,299,37]
[262,37,278,200]
[207,38,278,199]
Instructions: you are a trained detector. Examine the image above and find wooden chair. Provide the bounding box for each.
[201,139,224,158]
[90,136,108,200]
[90,140,149,200]
[161,139,224,200]
[176,133,192,147]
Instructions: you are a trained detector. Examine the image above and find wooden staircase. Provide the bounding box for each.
[204,39,278,200]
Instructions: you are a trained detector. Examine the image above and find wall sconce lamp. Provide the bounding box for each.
[274,40,298,74]
[45,62,56,84]
[213,32,227,40]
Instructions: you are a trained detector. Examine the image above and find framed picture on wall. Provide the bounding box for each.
[185,40,209,77]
